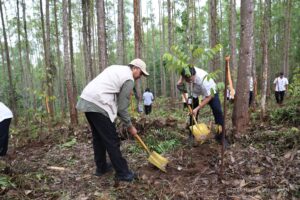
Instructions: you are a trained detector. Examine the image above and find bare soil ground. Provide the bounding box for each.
[0,115,299,200]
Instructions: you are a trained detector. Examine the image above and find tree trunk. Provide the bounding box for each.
[0,0,17,123]
[54,0,66,117]
[134,0,142,106]
[167,0,175,100]
[158,0,166,96]
[117,0,125,64]
[282,0,292,76]
[82,0,93,82]
[68,0,78,111]
[22,0,35,110]
[151,4,157,97]
[40,0,54,118]
[232,0,254,134]
[229,0,238,78]
[62,0,78,125]
[96,0,108,71]
[260,0,271,119]
[209,0,220,72]
[16,0,26,95]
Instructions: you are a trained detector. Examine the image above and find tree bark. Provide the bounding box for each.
[96,0,108,71]
[54,0,66,117]
[134,0,142,105]
[117,0,125,64]
[232,0,254,134]
[82,0,93,82]
[22,0,35,110]
[40,0,54,118]
[16,0,25,93]
[229,0,238,77]
[158,0,166,96]
[62,0,78,125]
[68,0,78,111]
[282,0,292,76]
[260,0,271,118]
[209,0,220,72]
[167,0,175,100]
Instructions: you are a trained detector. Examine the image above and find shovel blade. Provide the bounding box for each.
[148,151,169,172]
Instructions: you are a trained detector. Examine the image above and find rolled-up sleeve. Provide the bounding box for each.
[117,80,134,127]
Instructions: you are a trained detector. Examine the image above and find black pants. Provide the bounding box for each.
[85,112,130,176]
[249,91,253,106]
[190,94,224,141]
[0,118,12,156]
[275,91,285,104]
[144,105,152,115]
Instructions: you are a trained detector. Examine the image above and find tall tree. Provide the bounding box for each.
[134,0,142,104]
[22,0,35,110]
[167,0,175,99]
[16,0,25,92]
[0,0,17,123]
[229,0,238,76]
[40,0,54,118]
[62,0,78,125]
[96,0,108,71]
[232,0,254,134]
[54,0,66,117]
[260,0,271,118]
[68,0,78,107]
[158,0,166,96]
[150,4,157,97]
[117,0,125,64]
[82,0,93,82]
[209,0,220,72]
[282,0,292,76]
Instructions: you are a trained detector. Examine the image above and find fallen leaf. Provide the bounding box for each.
[239,179,246,188]
[230,155,235,163]
[284,151,292,159]
[24,190,32,195]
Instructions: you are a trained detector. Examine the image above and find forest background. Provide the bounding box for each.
[0,0,299,130]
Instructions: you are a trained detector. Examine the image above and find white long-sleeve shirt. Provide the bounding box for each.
[0,102,13,122]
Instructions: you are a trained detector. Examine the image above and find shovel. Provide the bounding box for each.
[134,134,168,172]
[182,93,210,143]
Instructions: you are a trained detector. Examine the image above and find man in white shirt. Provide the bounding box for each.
[273,72,288,105]
[0,102,13,156]
[143,88,154,115]
[177,66,229,147]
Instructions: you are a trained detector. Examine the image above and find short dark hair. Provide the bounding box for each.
[181,66,196,77]
[145,88,150,92]
[280,72,284,76]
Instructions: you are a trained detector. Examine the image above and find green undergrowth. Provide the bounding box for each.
[128,128,183,154]
[269,98,300,126]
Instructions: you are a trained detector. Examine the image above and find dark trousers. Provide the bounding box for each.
[0,118,11,156]
[85,112,130,176]
[144,105,152,115]
[275,91,285,104]
[249,91,253,106]
[190,94,224,141]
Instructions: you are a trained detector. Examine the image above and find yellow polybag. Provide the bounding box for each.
[189,123,211,144]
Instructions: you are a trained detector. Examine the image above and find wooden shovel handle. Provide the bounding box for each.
[182,93,198,125]
[134,134,151,154]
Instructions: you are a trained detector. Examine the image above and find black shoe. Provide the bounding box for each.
[115,171,137,182]
[94,163,113,176]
